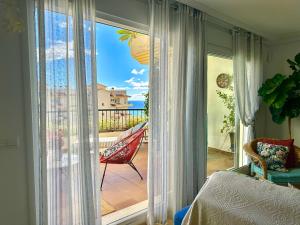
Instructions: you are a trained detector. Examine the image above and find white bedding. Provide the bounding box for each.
[182,171,300,225]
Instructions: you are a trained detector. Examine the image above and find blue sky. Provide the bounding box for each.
[42,11,148,101]
[96,23,149,101]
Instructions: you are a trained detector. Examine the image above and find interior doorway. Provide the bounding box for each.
[207,54,235,175]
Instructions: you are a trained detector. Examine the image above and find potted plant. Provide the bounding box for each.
[216,76,235,152]
[258,53,300,138]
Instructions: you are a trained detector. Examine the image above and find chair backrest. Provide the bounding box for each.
[116,121,147,142]
[250,138,265,153]
[101,128,146,164]
[249,138,300,167]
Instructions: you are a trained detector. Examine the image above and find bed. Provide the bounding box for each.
[182,171,300,225]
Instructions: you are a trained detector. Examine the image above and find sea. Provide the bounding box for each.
[128,100,145,109]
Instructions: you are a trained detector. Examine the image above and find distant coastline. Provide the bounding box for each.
[128,100,145,109]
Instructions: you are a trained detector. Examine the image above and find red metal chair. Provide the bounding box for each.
[99,127,146,190]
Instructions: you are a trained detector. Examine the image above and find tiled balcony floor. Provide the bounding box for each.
[100,141,234,216]
[100,143,148,216]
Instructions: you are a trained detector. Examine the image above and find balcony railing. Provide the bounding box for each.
[98,108,147,132]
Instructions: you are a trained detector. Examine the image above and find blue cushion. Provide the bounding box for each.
[251,163,300,184]
[174,205,190,225]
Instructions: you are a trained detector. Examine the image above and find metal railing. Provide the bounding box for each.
[98,108,147,132]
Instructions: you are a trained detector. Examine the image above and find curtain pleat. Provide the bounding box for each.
[233,30,263,165]
[148,1,207,224]
[35,0,100,224]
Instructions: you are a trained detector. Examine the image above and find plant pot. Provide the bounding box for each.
[229,132,235,152]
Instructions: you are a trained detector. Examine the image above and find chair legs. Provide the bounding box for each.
[101,161,143,190]
[128,162,143,180]
[101,162,108,190]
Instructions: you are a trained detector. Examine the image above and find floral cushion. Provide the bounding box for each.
[103,141,126,157]
[257,142,289,172]
[261,139,294,168]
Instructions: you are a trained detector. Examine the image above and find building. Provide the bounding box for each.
[97,83,132,109]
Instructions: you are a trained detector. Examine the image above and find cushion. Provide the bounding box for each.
[102,141,126,157]
[117,128,133,142]
[261,138,295,167]
[251,163,300,184]
[174,205,190,225]
[131,122,146,134]
[257,142,289,172]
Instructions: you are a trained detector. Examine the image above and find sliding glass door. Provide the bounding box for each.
[95,21,149,222]
[207,54,235,175]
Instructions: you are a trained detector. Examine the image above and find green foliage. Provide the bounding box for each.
[216,78,235,134]
[99,115,147,132]
[258,53,300,124]
[116,29,137,46]
[144,92,149,117]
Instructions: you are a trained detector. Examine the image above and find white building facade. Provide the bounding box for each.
[97,84,132,109]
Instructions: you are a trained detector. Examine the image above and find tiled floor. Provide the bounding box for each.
[101,143,148,215]
[100,142,234,216]
[207,147,234,175]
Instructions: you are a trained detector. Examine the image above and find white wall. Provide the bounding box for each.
[0,1,30,225]
[261,40,300,145]
[207,55,233,151]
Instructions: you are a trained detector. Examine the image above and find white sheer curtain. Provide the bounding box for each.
[35,0,100,225]
[233,30,263,165]
[148,1,207,224]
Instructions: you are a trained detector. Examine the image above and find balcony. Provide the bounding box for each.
[99,109,233,218]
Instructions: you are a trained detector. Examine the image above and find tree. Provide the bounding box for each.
[258,53,300,138]
[144,92,149,117]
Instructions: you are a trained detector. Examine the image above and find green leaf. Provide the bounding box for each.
[285,96,300,118]
[117,30,131,34]
[258,73,285,97]
[287,59,297,71]
[287,59,297,66]
[295,53,300,64]
[258,74,295,107]
[119,34,130,41]
[262,91,278,106]
[273,93,288,109]
[272,78,296,108]
[270,106,286,124]
[291,71,300,82]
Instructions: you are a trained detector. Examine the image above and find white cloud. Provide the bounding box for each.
[131,68,145,75]
[58,21,67,29]
[125,77,135,83]
[107,86,130,90]
[44,40,91,61]
[45,40,74,61]
[125,77,148,90]
[130,93,146,101]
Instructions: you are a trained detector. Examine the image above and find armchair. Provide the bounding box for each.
[244,138,300,185]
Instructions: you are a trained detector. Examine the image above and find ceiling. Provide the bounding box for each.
[179,0,300,41]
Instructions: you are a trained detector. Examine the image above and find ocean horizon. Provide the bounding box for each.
[128,100,145,109]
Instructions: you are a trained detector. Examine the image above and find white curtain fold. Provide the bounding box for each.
[35,0,100,224]
[233,30,263,165]
[148,1,207,224]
